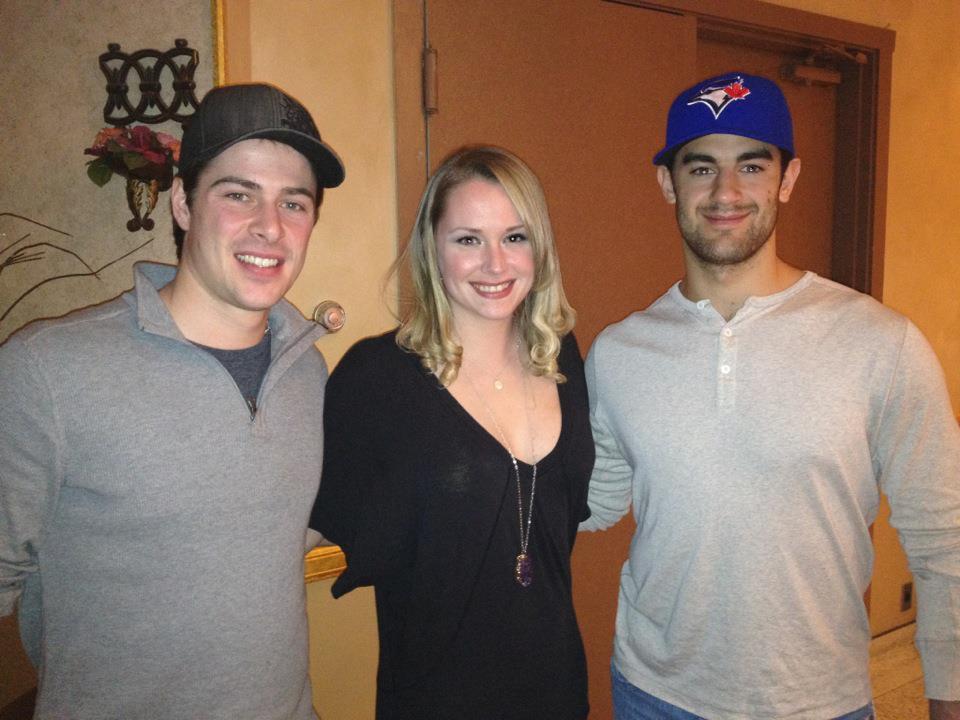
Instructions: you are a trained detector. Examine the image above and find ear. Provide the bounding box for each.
[170,177,191,231]
[778,157,802,203]
[657,165,677,205]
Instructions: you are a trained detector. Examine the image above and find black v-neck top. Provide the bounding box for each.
[311,330,594,720]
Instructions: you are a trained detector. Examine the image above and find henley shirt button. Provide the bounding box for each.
[722,328,733,337]
[720,364,731,375]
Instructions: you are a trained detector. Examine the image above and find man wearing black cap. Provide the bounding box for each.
[0,84,343,719]
[581,73,960,719]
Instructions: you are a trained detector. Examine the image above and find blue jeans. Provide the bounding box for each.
[611,663,875,720]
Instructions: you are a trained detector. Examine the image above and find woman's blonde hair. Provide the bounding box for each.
[394,145,575,386]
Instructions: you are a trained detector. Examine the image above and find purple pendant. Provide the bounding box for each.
[515,553,533,587]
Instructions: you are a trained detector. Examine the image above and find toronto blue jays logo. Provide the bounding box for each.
[687,77,752,119]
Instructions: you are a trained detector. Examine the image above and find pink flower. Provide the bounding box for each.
[89,127,125,152]
[127,125,155,150]
[84,124,180,190]
[155,132,181,164]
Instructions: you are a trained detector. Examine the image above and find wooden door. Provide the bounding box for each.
[425,0,697,345]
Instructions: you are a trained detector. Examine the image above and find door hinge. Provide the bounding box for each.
[423,45,438,115]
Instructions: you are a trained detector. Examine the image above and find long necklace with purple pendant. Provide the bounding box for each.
[513,456,536,587]
[515,552,533,587]
[463,344,537,588]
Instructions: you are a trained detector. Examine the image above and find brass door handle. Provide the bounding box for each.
[312,301,346,332]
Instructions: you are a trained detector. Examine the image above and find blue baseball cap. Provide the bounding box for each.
[653,72,794,166]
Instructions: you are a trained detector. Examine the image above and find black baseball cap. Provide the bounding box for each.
[179,83,345,188]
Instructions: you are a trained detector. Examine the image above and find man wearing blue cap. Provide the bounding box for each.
[581,73,960,719]
[0,84,343,718]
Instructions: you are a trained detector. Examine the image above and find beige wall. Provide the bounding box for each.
[307,578,378,720]
[232,0,400,368]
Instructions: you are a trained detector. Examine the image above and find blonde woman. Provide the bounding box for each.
[311,146,593,719]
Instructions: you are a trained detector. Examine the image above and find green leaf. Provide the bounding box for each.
[86,159,113,187]
[123,152,149,170]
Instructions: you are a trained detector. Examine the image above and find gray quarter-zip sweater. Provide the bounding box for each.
[0,262,328,719]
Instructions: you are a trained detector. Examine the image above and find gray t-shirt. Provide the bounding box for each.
[195,329,272,416]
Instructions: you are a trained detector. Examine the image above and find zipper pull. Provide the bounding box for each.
[246,397,257,420]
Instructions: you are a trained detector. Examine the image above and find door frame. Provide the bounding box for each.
[393,0,895,299]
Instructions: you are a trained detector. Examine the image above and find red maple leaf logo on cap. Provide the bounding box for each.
[724,81,751,99]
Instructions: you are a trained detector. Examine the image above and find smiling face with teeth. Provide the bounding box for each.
[167,138,318,342]
[658,133,800,270]
[434,178,535,332]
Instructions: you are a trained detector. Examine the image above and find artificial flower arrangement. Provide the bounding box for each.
[84,125,180,190]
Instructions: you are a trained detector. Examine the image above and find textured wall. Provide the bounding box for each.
[0,1,214,343]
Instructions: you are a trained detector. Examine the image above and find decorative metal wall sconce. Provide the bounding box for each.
[86,39,199,231]
[98,39,200,126]
[124,173,162,231]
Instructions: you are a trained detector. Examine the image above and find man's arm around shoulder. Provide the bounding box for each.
[578,336,633,532]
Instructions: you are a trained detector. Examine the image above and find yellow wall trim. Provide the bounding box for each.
[305,546,346,584]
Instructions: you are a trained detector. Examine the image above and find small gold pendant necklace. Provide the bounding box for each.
[492,336,521,391]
